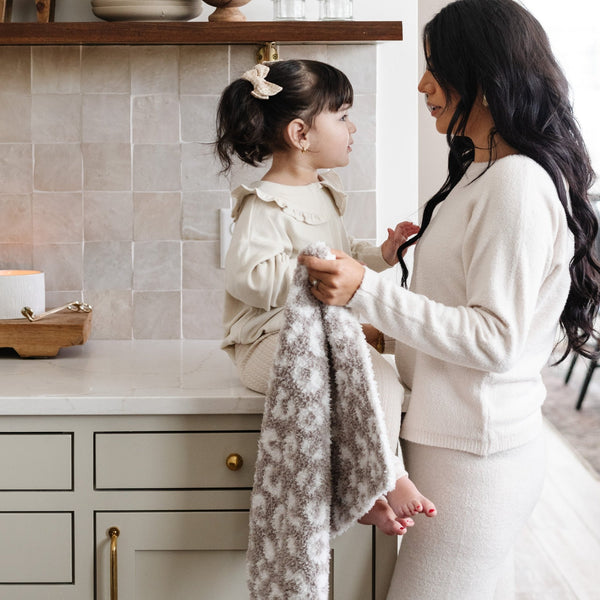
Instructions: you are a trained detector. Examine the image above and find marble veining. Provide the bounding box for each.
[0,341,264,415]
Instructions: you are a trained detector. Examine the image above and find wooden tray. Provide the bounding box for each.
[0,309,92,358]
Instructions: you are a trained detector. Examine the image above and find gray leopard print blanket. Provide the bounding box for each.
[247,242,396,600]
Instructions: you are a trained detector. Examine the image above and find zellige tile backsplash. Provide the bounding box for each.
[0,43,377,339]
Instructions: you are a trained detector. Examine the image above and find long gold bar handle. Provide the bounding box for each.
[108,527,120,600]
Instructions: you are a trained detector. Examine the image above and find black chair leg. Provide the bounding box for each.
[564,353,578,383]
[576,358,598,410]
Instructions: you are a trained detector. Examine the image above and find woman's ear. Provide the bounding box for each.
[285,118,309,151]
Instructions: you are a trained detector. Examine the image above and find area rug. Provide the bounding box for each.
[541,358,600,477]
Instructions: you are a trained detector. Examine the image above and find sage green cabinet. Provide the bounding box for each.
[0,414,396,599]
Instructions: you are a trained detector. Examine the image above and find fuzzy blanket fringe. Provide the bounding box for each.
[247,242,396,600]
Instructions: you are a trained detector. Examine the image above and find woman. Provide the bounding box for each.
[299,0,599,598]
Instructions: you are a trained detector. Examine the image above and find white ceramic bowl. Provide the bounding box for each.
[92,0,203,21]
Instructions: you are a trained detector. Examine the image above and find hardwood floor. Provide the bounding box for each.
[514,421,600,599]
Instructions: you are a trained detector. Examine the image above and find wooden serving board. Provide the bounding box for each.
[0,309,92,358]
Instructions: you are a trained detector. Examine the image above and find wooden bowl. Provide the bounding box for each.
[202,0,251,22]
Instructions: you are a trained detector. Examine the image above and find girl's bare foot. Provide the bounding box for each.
[386,475,437,518]
[358,498,415,536]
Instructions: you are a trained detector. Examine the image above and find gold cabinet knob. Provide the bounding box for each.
[226,453,243,471]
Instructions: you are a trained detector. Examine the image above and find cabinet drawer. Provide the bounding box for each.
[0,512,73,584]
[94,431,258,490]
[0,433,72,491]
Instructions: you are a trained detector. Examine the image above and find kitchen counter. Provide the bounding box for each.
[0,340,264,415]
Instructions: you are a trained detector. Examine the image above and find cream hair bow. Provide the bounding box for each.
[241,64,283,100]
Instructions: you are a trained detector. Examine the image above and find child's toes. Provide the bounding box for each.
[421,497,437,517]
[397,517,414,529]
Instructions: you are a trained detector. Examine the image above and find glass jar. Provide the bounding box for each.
[318,0,353,20]
[272,0,306,21]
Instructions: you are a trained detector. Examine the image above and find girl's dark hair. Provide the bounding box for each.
[398,0,600,362]
[215,59,353,173]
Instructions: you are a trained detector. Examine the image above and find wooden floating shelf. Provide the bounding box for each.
[0,20,402,45]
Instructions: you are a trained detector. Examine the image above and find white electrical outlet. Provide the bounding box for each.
[219,208,234,269]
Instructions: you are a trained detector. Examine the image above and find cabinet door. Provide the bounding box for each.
[96,511,375,600]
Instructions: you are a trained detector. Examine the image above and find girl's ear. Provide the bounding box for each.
[285,118,309,150]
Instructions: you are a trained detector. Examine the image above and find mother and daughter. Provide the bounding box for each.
[216,0,599,598]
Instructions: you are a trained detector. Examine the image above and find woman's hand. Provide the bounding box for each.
[298,249,365,305]
[381,221,420,265]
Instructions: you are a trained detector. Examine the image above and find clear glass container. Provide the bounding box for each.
[272,0,306,21]
[318,0,353,20]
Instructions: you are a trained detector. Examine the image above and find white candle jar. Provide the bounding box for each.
[318,0,353,20]
[0,270,45,320]
[272,0,306,20]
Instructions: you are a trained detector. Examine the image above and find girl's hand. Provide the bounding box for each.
[381,221,420,265]
[298,249,365,306]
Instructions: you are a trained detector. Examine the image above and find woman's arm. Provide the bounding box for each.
[300,172,569,373]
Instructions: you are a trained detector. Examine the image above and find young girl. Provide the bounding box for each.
[216,59,436,535]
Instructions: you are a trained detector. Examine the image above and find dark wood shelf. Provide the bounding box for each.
[0,20,402,45]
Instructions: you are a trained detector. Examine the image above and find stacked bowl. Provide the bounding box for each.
[91,0,203,21]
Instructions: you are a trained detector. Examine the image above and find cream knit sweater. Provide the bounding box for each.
[349,155,573,455]
[223,170,389,354]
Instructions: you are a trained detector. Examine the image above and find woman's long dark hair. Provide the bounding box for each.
[398,0,600,361]
[215,59,353,173]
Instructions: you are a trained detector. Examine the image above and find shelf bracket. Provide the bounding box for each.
[257,42,280,64]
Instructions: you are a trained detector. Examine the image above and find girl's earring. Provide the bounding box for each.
[482,94,489,108]
[300,143,308,153]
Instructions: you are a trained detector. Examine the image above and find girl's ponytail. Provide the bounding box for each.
[216,79,269,173]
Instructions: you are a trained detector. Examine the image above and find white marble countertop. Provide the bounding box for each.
[0,341,264,415]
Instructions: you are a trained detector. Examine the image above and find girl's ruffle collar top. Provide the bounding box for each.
[230,170,347,225]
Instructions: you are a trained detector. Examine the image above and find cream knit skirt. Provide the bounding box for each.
[386,433,546,600]
[234,332,406,476]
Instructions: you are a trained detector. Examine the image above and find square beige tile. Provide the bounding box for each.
[82,47,131,94]
[351,94,376,145]
[182,241,224,289]
[0,194,32,244]
[132,95,180,144]
[82,143,131,191]
[32,94,82,143]
[182,289,224,339]
[182,191,230,240]
[84,290,133,340]
[83,241,133,291]
[32,47,81,94]
[84,192,133,242]
[34,143,82,192]
[0,144,33,194]
[180,95,219,143]
[133,240,181,291]
[130,46,179,95]
[33,192,83,244]
[133,291,181,339]
[33,242,84,291]
[82,94,131,143]
[343,191,377,240]
[326,44,377,94]
[0,47,31,94]
[133,144,181,191]
[0,244,34,270]
[0,95,31,142]
[133,192,182,241]
[181,143,227,191]
[179,46,228,94]
[336,143,376,191]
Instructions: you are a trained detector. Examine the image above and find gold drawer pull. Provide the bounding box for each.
[108,526,120,600]
[226,453,244,471]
